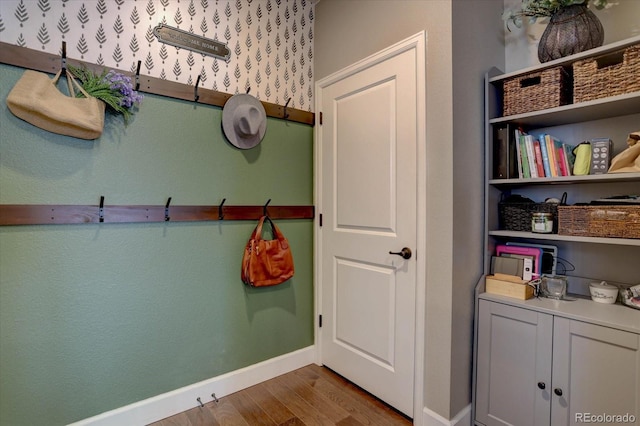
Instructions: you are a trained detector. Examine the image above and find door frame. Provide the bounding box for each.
[313,31,427,424]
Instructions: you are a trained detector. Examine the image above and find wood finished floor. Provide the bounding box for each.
[149,364,412,426]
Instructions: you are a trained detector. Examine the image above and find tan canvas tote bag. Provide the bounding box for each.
[6,69,105,140]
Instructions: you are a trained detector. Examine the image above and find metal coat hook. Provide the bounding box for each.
[98,196,105,223]
[218,198,226,220]
[164,197,172,222]
[283,97,291,120]
[211,393,219,403]
[196,397,204,408]
[194,74,201,102]
[263,199,271,217]
[61,41,67,72]
[135,60,142,91]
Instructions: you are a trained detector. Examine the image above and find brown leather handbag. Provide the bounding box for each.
[241,216,294,287]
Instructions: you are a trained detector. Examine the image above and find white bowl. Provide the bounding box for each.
[589,282,618,304]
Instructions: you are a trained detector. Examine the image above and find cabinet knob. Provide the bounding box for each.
[537,382,546,390]
[554,388,563,396]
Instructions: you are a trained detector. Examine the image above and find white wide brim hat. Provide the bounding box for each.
[221,93,267,149]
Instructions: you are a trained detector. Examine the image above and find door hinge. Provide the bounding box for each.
[319,111,323,125]
[319,213,323,227]
[319,315,322,328]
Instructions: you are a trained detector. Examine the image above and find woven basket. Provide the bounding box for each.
[557,205,640,239]
[499,201,560,232]
[573,43,640,103]
[503,66,572,117]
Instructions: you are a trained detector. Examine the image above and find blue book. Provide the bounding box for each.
[538,134,552,177]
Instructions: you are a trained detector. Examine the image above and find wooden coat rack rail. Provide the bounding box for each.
[0,202,314,226]
[0,42,315,126]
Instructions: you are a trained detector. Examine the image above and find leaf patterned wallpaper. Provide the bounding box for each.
[0,0,315,111]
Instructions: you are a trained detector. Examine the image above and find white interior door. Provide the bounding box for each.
[316,34,424,418]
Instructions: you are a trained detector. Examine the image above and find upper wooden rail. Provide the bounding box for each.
[0,42,315,126]
[0,203,314,226]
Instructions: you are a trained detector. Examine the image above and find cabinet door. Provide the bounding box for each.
[551,318,640,426]
[476,300,553,426]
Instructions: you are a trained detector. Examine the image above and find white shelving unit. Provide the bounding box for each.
[482,35,640,285]
[473,36,640,426]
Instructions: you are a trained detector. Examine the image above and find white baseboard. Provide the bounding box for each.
[422,404,472,426]
[69,346,316,426]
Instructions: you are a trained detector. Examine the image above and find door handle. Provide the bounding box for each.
[389,247,412,259]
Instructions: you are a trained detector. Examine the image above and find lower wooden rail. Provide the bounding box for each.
[0,204,314,226]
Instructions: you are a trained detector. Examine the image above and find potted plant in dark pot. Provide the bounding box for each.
[504,0,610,63]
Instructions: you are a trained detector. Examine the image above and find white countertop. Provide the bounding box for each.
[479,292,640,335]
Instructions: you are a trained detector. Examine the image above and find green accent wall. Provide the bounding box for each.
[0,64,314,426]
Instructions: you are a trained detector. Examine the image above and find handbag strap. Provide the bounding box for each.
[250,216,268,241]
[268,217,287,241]
[49,69,93,99]
[50,70,63,85]
[252,216,286,241]
[66,71,92,98]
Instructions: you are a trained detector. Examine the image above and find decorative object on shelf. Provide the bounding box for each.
[538,4,604,62]
[589,138,612,174]
[608,131,640,173]
[241,215,295,287]
[573,43,640,102]
[503,0,608,63]
[67,64,143,124]
[572,141,592,175]
[589,281,619,304]
[620,284,640,309]
[540,275,568,299]
[6,69,105,140]
[532,212,554,233]
[222,93,268,150]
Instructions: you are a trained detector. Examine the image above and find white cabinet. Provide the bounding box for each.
[475,300,552,426]
[551,316,640,425]
[475,297,640,426]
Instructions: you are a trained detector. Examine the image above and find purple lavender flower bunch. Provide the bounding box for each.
[68,64,143,124]
[104,71,144,110]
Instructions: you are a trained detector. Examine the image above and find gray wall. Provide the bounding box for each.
[315,0,504,420]
[451,0,505,416]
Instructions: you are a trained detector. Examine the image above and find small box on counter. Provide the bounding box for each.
[485,273,535,300]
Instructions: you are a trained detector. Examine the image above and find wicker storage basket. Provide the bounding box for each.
[557,205,640,239]
[503,66,572,117]
[499,200,560,232]
[573,43,640,103]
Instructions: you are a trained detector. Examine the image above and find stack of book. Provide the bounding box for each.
[493,123,576,179]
